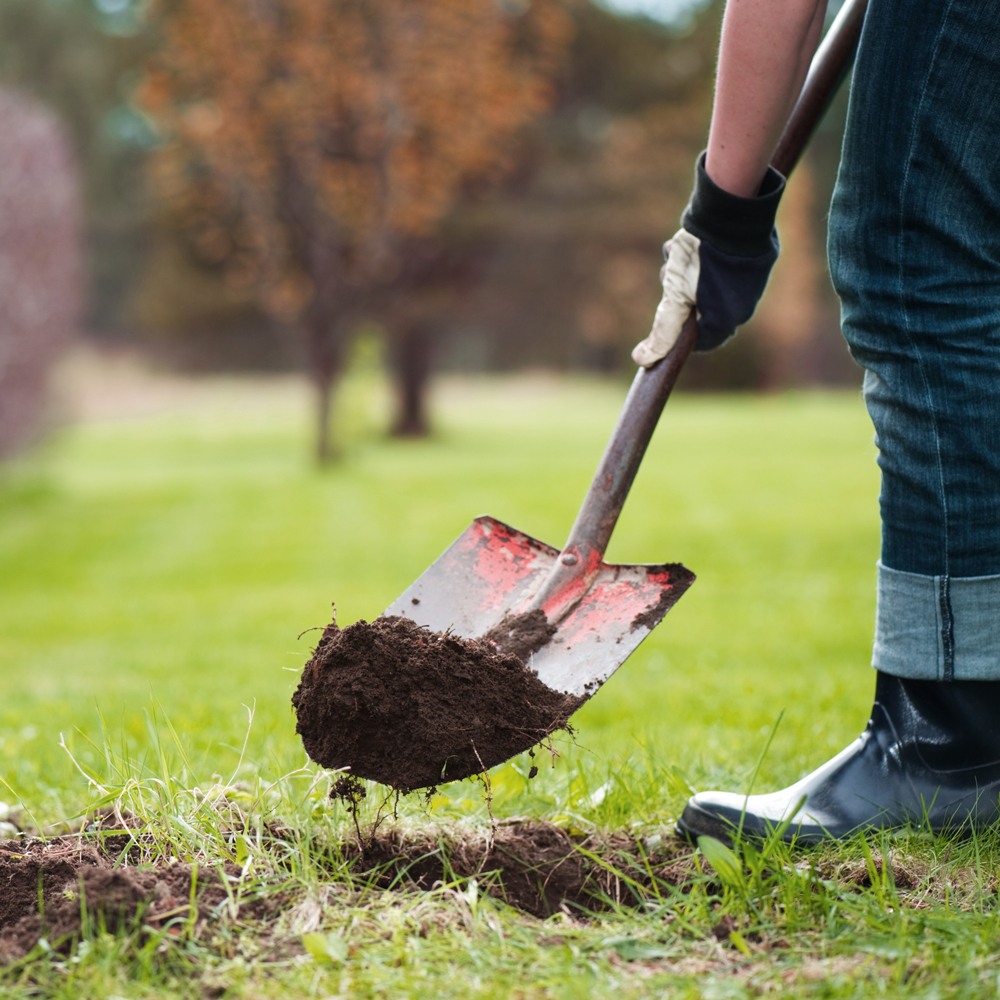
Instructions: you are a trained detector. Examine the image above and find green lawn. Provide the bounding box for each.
[6,362,998,998]
[2,367,879,821]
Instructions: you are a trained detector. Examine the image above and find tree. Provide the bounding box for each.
[0,0,154,332]
[0,88,82,457]
[138,0,572,460]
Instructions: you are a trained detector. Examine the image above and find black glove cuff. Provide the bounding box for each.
[680,151,785,258]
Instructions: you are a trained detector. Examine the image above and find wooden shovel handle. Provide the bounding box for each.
[772,0,868,177]
[529,0,868,621]
[527,315,697,620]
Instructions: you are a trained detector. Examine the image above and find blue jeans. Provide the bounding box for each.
[828,0,1000,680]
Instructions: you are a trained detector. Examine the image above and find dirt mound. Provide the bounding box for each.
[0,822,696,952]
[0,840,227,963]
[346,821,697,918]
[292,614,584,792]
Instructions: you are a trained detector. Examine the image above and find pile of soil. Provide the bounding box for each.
[0,839,230,963]
[0,822,697,951]
[348,820,695,918]
[292,613,583,791]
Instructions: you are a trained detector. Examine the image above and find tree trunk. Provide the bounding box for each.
[296,213,344,463]
[308,318,342,463]
[313,367,334,463]
[391,321,433,437]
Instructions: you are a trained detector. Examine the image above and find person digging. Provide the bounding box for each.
[631,0,1000,843]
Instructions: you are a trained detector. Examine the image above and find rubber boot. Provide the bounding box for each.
[676,672,1000,844]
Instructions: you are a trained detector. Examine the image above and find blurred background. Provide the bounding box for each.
[0,0,877,825]
[0,0,859,463]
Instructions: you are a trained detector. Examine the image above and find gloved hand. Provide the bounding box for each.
[632,152,785,367]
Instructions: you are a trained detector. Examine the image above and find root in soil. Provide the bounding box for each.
[293,612,583,792]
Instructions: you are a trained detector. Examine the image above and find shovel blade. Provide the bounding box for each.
[384,515,694,698]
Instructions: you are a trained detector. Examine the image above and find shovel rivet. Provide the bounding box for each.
[560,553,578,566]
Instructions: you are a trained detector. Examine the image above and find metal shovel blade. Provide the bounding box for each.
[384,515,694,699]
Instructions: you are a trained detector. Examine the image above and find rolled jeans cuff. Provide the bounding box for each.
[874,562,1000,681]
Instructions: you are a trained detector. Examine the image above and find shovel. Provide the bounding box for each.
[384,0,868,700]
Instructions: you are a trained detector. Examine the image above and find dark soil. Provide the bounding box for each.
[346,820,698,918]
[292,614,583,792]
[0,839,230,963]
[0,822,698,958]
[0,820,940,965]
[480,609,558,662]
[630,588,679,632]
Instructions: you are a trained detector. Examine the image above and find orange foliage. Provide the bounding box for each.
[138,0,572,325]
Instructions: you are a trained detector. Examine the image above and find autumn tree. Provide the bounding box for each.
[138,0,572,459]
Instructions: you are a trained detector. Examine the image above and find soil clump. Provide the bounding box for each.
[293,614,583,792]
[480,609,558,662]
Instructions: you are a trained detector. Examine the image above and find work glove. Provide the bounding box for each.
[632,152,785,367]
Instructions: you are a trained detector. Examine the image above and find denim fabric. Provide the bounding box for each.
[828,0,1000,679]
[875,562,1000,680]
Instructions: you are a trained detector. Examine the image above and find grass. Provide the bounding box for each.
[3,353,1000,997]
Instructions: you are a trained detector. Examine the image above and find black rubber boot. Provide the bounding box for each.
[676,672,1000,844]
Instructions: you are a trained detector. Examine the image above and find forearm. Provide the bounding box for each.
[706,0,827,197]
